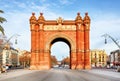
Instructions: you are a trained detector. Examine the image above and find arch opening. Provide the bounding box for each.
[50,38,71,69]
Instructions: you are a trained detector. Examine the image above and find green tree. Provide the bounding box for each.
[61,57,70,65]
[0,10,7,35]
[51,55,58,66]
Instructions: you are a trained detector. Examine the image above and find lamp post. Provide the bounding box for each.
[5,34,20,45]
[101,34,120,49]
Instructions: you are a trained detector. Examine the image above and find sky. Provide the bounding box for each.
[0,0,120,60]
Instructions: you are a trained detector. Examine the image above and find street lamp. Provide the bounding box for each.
[101,34,120,49]
[5,34,20,45]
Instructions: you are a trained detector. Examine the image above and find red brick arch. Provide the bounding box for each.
[29,12,91,70]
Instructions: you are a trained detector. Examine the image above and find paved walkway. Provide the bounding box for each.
[0,69,120,80]
[0,69,37,80]
[0,69,120,81]
[83,69,120,78]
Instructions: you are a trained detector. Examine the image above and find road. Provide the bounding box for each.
[0,68,120,81]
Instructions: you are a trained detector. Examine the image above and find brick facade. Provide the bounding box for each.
[29,12,91,70]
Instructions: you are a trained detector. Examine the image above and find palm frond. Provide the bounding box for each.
[0,25,5,35]
[0,10,4,13]
[0,17,7,23]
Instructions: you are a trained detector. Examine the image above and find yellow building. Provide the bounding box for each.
[91,49,107,67]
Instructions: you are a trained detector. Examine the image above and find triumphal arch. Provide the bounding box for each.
[29,12,91,70]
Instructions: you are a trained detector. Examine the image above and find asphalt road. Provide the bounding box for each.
[0,68,120,81]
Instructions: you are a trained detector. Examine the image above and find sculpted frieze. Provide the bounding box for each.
[44,25,76,30]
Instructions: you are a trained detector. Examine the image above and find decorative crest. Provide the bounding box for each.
[57,17,63,25]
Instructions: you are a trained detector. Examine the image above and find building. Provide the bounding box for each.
[0,44,19,67]
[109,49,120,67]
[91,49,107,67]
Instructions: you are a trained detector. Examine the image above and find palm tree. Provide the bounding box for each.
[0,10,7,35]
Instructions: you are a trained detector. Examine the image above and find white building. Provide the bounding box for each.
[0,46,19,67]
[110,49,120,67]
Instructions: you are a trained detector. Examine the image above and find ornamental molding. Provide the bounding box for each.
[44,25,76,30]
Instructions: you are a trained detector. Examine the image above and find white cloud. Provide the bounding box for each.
[59,0,73,5]
[41,0,46,2]
[30,2,50,12]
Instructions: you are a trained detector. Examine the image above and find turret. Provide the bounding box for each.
[29,13,37,24]
[83,12,90,30]
[38,13,45,24]
[75,12,83,24]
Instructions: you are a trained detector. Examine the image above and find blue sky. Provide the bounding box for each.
[0,0,120,60]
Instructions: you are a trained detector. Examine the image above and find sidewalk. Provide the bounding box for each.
[1,68,120,80]
[84,69,120,78]
[0,69,37,80]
